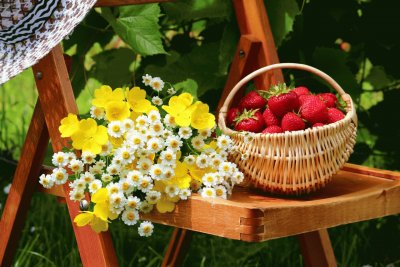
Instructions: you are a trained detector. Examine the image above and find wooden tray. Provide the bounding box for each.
[40,163,400,242]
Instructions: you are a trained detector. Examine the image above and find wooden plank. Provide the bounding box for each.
[0,103,49,267]
[161,229,192,267]
[33,45,118,267]
[343,163,400,180]
[95,0,171,7]
[298,229,337,267]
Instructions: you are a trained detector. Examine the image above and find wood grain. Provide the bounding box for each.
[161,229,192,267]
[298,230,337,267]
[95,0,171,6]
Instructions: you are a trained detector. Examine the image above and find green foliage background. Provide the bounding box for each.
[0,0,399,266]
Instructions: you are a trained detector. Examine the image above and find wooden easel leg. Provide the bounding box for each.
[298,229,337,267]
[0,102,49,267]
[32,45,118,266]
[161,228,193,267]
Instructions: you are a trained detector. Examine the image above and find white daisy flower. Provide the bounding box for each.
[166,135,182,151]
[241,152,249,161]
[142,74,152,86]
[112,157,123,166]
[125,196,141,210]
[81,151,96,165]
[191,136,205,150]
[199,129,212,139]
[122,118,134,132]
[39,174,54,189]
[215,185,228,199]
[210,155,223,169]
[90,106,105,120]
[127,170,143,186]
[184,155,195,165]
[167,87,176,95]
[145,191,161,204]
[140,201,154,214]
[69,159,84,173]
[202,173,218,187]
[179,189,191,200]
[162,129,173,139]
[88,180,102,194]
[218,162,235,175]
[232,171,245,184]
[115,147,135,165]
[122,209,139,226]
[201,187,216,198]
[52,152,68,167]
[126,131,144,149]
[119,179,134,194]
[69,178,86,191]
[163,114,176,128]
[160,149,176,166]
[147,137,164,153]
[138,221,154,237]
[110,192,126,209]
[149,164,164,180]
[218,150,229,160]
[108,121,125,138]
[150,122,164,136]
[100,142,113,156]
[101,173,113,183]
[148,110,161,122]
[94,160,106,169]
[110,206,124,216]
[136,115,150,128]
[80,171,95,184]
[69,189,85,201]
[107,182,121,195]
[152,96,163,106]
[196,154,210,169]
[163,166,175,180]
[52,167,68,185]
[89,165,103,175]
[165,184,180,198]
[137,158,153,174]
[66,152,77,162]
[217,135,233,151]
[150,77,164,92]
[107,163,121,176]
[138,175,153,192]
[178,127,192,139]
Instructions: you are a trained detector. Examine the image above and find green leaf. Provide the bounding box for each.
[174,79,199,100]
[89,48,135,87]
[101,5,166,56]
[265,0,299,47]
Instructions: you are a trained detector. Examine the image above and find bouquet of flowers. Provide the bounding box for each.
[39,75,244,236]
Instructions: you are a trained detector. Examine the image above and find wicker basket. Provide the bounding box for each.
[218,63,358,194]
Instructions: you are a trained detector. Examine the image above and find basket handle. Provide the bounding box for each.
[218,63,355,133]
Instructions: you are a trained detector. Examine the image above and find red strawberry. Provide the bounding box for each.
[235,110,265,133]
[292,86,311,96]
[281,112,305,132]
[312,123,325,128]
[318,93,337,108]
[262,125,283,134]
[238,91,267,111]
[299,94,317,106]
[268,91,300,117]
[327,108,345,123]
[300,97,329,124]
[262,108,280,126]
[226,107,241,127]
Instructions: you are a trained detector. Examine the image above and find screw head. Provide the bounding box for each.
[35,71,43,80]
[79,200,89,211]
[239,50,245,58]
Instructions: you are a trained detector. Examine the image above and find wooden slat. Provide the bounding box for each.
[161,229,192,267]
[298,230,337,267]
[95,0,170,7]
[0,103,49,267]
[33,45,118,267]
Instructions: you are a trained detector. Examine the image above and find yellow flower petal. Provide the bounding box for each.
[156,196,176,213]
[91,188,109,203]
[92,86,125,108]
[59,113,79,138]
[94,202,109,221]
[105,101,131,121]
[91,216,109,233]
[74,212,94,227]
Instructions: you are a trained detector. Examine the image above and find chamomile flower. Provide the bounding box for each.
[125,196,141,210]
[107,182,121,195]
[39,174,54,189]
[232,171,245,184]
[110,192,126,209]
[52,152,68,167]
[142,74,152,86]
[159,149,176,166]
[66,152,77,162]
[191,136,205,150]
[90,106,105,120]
[108,121,125,138]
[137,158,153,173]
[126,131,144,149]
[101,173,113,183]
[163,114,176,128]
[82,151,96,165]
[69,159,84,173]
[145,191,161,204]
[138,175,153,192]
[88,180,102,194]
[210,155,223,169]
[136,115,149,128]
[115,147,135,165]
[80,171,95,184]
[127,170,143,186]
[215,185,227,199]
[165,184,180,198]
[122,210,139,226]
[150,122,164,136]
[148,110,161,122]
[149,164,164,180]
[196,154,210,169]
[217,135,233,150]
[100,142,113,156]
[150,77,164,92]
[163,166,175,180]
[184,155,195,165]
[147,137,164,153]
[138,221,154,237]
[202,173,218,187]
[139,201,154,214]
[119,179,134,194]
[178,127,192,139]
[107,163,121,176]
[201,187,216,198]
[70,178,86,191]
[179,189,191,200]
[162,129,173,139]
[69,189,85,201]
[152,96,163,106]
[198,128,211,139]
[218,150,228,160]
[52,167,68,185]
[218,162,235,175]
[122,118,134,131]
[167,87,176,95]
[89,165,103,175]
[166,135,182,151]
[94,160,106,169]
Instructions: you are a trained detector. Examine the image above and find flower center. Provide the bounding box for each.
[112,125,120,132]
[122,151,130,159]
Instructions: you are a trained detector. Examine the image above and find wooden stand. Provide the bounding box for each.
[1,0,400,266]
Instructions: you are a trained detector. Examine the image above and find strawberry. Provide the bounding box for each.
[300,97,329,124]
[262,125,283,134]
[262,108,280,126]
[268,91,300,117]
[298,94,317,106]
[281,112,305,132]
[327,108,345,123]
[234,109,265,133]
[292,86,311,96]
[312,123,325,128]
[318,93,337,108]
[226,107,241,127]
[238,91,267,111]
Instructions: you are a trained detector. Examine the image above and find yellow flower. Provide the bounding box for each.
[186,161,214,182]
[165,161,191,189]
[92,86,125,108]
[190,102,215,130]
[105,101,131,121]
[162,93,195,127]
[153,181,180,213]
[71,118,108,154]
[126,87,155,113]
[59,113,79,137]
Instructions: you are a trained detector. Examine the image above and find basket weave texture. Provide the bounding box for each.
[218,63,358,194]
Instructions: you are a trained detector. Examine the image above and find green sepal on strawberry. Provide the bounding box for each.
[226,107,241,127]
[238,90,268,111]
[234,109,265,133]
[267,84,300,117]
